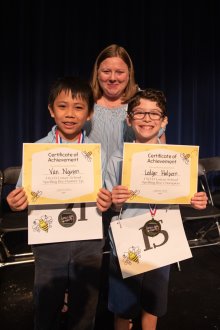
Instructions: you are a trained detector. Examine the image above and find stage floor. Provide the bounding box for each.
[0,246,220,329]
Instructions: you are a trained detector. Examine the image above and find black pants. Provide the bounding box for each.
[32,239,104,330]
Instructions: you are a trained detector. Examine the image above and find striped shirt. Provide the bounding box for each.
[84,103,134,161]
[84,103,166,162]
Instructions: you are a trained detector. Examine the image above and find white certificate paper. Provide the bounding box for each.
[122,143,199,204]
[111,206,192,278]
[28,203,103,244]
[23,143,102,205]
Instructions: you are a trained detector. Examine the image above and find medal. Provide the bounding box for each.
[58,205,76,228]
[143,205,161,237]
[55,129,84,228]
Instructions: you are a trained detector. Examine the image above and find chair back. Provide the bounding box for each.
[0,166,34,267]
[198,162,214,206]
[200,157,220,173]
[199,157,220,207]
[179,160,220,252]
[3,166,21,185]
[0,166,21,214]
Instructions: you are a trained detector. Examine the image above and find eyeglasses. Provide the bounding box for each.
[130,111,163,120]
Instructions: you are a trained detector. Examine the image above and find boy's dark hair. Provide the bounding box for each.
[48,76,94,114]
[127,88,167,117]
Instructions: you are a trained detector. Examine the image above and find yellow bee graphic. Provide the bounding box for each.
[32,215,53,233]
[39,219,49,232]
[180,153,190,164]
[81,150,92,161]
[123,246,141,265]
[31,190,42,202]
[129,189,140,200]
[128,251,139,263]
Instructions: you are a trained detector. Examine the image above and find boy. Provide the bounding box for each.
[105,88,207,330]
[7,76,112,330]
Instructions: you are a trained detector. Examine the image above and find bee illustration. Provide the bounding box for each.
[123,246,141,265]
[31,190,42,202]
[81,150,92,161]
[180,153,190,164]
[129,189,140,200]
[32,215,53,233]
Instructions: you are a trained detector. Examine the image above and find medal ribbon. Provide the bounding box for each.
[55,127,84,212]
[149,204,157,218]
[55,128,84,144]
[55,129,62,143]
[77,130,85,143]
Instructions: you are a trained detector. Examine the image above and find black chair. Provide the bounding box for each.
[180,162,220,249]
[200,157,220,208]
[0,166,34,267]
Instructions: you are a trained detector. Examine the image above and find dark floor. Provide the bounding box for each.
[1,235,220,329]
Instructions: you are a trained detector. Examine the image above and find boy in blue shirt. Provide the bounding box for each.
[105,88,207,330]
[7,76,112,330]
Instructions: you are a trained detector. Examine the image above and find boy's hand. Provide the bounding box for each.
[6,187,28,211]
[190,191,208,210]
[96,188,112,212]
[112,185,130,210]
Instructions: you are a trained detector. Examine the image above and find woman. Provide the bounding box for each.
[85,44,167,161]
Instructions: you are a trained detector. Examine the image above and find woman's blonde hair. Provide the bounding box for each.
[91,44,138,102]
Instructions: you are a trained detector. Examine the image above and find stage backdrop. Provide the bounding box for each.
[1,0,220,169]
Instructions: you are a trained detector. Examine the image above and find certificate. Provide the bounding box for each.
[111,206,192,278]
[23,143,102,205]
[122,143,199,204]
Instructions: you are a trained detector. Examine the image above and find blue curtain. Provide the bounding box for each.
[1,0,220,168]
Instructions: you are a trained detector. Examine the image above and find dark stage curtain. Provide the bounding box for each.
[1,0,220,169]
